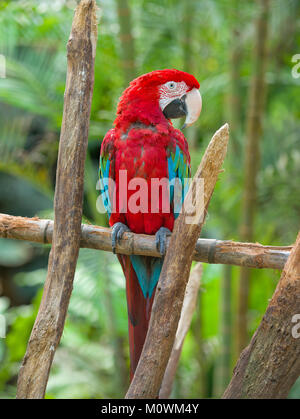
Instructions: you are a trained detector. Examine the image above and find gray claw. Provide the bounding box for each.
[112,222,130,254]
[155,227,171,256]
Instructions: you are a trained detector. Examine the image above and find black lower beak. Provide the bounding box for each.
[163,95,187,120]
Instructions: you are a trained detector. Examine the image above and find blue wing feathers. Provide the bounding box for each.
[99,156,111,216]
[167,144,191,219]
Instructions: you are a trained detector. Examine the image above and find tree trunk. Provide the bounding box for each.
[16,0,97,399]
[237,0,270,356]
[221,3,243,376]
[182,0,197,149]
[214,264,232,397]
[223,230,300,399]
[226,0,243,157]
[272,1,298,71]
[116,0,136,86]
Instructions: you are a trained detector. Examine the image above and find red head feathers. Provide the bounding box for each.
[115,69,201,131]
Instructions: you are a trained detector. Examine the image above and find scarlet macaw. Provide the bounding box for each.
[99,69,201,379]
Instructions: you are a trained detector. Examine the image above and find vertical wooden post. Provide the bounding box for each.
[16,0,97,399]
[126,124,229,399]
[159,263,202,398]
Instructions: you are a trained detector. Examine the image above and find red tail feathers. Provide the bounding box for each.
[117,255,155,380]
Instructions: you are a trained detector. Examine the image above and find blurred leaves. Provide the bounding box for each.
[0,239,33,267]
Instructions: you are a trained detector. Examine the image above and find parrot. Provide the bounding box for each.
[99,69,202,379]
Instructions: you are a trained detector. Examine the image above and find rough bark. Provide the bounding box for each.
[125,124,229,399]
[0,213,290,270]
[159,263,203,398]
[16,0,97,399]
[237,0,270,355]
[223,230,300,399]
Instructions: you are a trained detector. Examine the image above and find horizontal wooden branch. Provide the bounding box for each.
[0,213,290,270]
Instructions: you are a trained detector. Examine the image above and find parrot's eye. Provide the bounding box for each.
[166,81,177,90]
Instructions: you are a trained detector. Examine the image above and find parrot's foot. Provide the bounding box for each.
[111,222,131,254]
[155,227,171,256]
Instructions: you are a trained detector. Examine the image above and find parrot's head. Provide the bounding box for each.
[116,69,201,130]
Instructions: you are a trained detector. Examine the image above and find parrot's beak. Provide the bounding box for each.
[182,88,202,129]
[162,88,202,129]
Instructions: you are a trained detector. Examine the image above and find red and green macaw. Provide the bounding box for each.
[99,69,201,379]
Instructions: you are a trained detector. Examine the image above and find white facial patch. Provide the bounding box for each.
[159,81,188,111]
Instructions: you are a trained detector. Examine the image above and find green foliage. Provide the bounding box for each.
[0,0,299,399]
[0,289,42,398]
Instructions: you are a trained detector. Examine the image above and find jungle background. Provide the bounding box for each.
[0,0,299,399]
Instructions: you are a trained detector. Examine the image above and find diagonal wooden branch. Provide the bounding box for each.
[223,230,300,399]
[0,213,290,270]
[16,0,97,399]
[125,123,229,399]
[159,262,203,399]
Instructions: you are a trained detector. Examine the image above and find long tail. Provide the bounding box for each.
[117,254,162,380]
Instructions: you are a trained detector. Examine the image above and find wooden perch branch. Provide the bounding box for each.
[0,213,290,270]
[16,0,97,399]
[223,230,300,399]
[159,263,203,399]
[125,124,229,398]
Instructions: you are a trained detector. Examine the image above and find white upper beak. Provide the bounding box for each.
[183,88,202,128]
